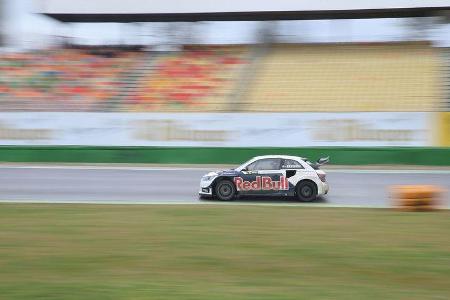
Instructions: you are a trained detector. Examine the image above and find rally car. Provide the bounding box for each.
[199,155,329,201]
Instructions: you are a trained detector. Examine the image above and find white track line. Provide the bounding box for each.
[326,169,450,174]
[0,165,450,174]
[0,165,212,171]
[0,199,447,209]
[0,199,389,208]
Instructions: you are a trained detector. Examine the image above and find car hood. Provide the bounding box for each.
[204,169,239,177]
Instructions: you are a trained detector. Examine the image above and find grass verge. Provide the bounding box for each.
[0,204,449,300]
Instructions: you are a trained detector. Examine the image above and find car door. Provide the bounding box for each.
[237,158,287,196]
[280,158,305,194]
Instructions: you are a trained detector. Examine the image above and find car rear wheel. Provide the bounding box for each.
[215,180,236,201]
[296,181,317,202]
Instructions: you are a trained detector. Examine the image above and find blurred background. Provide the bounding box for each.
[0,3,449,299]
[0,0,449,156]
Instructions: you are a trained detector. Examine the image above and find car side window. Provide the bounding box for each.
[246,161,258,171]
[281,159,304,169]
[247,158,281,171]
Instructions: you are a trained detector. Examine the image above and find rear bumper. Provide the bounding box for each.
[318,182,329,196]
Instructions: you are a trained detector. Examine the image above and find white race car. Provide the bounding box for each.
[199,155,329,201]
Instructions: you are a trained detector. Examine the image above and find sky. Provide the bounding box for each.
[2,0,450,49]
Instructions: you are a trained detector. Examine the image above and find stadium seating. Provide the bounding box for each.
[243,42,441,112]
[126,46,249,112]
[0,43,444,112]
[0,48,143,111]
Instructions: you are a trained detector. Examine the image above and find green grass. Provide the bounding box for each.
[0,204,449,300]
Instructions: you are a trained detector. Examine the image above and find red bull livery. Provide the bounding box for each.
[199,155,329,202]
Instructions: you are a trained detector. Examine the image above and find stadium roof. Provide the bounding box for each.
[38,0,450,22]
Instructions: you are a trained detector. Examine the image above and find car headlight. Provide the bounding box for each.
[202,175,216,181]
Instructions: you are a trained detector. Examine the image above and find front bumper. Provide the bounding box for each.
[199,177,215,195]
[199,187,213,196]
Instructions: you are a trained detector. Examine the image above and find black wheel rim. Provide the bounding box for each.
[301,186,312,197]
[219,183,233,197]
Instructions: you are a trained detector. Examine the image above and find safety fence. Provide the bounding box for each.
[0,146,449,166]
[0,112,449,165]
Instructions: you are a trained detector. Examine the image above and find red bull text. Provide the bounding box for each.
[234,176,289,191]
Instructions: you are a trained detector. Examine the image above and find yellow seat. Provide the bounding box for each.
[243,42,441,112]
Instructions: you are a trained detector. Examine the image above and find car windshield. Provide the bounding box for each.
[235,158,254,170]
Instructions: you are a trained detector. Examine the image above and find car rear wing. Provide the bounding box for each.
[317,156,330,165]
[307,156,330,170]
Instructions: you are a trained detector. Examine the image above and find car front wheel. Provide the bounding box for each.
[215,180,236,201]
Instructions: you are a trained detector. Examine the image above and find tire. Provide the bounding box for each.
[214,179,236,201]
[296,181,317,202]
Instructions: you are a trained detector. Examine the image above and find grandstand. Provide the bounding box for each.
[0,1,448,113]
[0,42,445,112]
[444,47,450,108]
[0,47,145,111]
[126,46,249,112]
[244,42,442,112]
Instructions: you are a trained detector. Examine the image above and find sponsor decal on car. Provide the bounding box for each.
[234,176,289,191]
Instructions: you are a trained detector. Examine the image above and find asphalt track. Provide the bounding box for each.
[0,165,449,208]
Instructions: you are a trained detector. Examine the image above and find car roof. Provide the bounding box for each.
[251,155,306,161]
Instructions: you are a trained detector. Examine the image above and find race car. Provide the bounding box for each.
[199,155,329,201]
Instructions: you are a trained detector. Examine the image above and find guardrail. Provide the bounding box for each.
[0,146,450,165]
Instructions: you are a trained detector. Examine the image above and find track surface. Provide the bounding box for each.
[0,166,449,207]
